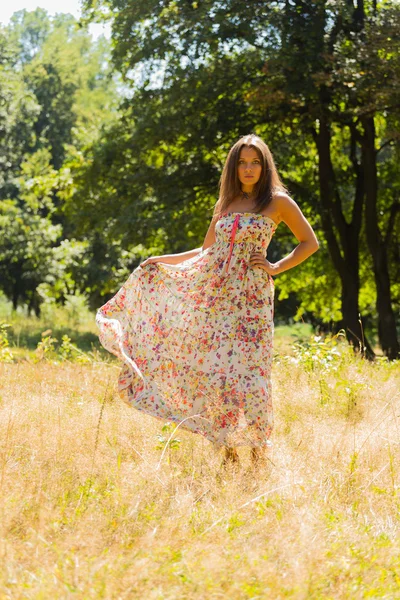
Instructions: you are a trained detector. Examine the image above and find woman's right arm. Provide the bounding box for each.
[201,214,218,251]
[139,213,218,268]
[140,247,203,267]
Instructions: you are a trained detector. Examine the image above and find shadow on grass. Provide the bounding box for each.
[274,322,314,342]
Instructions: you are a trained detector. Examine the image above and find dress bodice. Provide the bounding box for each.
[216,212,278,249]
[216,212,278,277]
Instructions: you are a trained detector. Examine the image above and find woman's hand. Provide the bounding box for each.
[249,252,280,276]
[139,256,163,268]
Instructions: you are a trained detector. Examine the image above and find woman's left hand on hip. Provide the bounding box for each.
[249,252,276,275]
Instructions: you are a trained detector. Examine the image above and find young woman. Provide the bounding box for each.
[96,134,319,469]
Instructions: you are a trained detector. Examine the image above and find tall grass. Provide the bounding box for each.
[0,320,399,598]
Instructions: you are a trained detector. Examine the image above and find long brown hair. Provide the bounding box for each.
[213,134,287,218]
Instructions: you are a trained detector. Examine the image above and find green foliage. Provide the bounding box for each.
[21,18,116,168]
[34,331,58,362]
[8,9,51,65]
[276,239,343,324]
[79,0,399,354]
[155,422,182,451]
[0,29,40,195]
[1,2,399,355]
[0,199,62,311]
[0,148,66,312]
[334,374,367,420]
[34,330,93,363]
[283,330,348,373]
[0,10,118,315]
[0,323,14,362]
[58,334,92,363]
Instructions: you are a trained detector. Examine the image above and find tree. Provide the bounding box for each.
[0,28,39,199]
[0,150,62,313]
[0,12,118,313]
[8,8,51,65]
[81,0,399,357]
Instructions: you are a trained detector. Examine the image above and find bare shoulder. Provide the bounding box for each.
[272,191,319,245]
[272,192,299,222]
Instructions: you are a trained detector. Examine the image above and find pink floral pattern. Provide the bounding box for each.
[96,212,278,447]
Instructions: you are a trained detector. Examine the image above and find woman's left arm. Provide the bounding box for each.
[249,194,319,276]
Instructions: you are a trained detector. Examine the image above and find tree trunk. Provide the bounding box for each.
[314,116,374,358]
[361,116,399,360]
[340,267,369,355]
[12,285,19,311]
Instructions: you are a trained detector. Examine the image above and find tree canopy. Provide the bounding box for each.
[0,2,398,358]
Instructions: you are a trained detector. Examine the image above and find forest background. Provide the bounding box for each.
[0,0,399,359]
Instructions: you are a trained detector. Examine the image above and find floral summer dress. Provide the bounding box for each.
[96,211,278,447]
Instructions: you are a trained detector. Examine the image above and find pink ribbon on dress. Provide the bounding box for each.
[222,213,240,276]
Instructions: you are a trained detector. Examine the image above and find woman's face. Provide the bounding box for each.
[237,146,262,192]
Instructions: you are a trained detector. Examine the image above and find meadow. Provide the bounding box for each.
[0,300,399,599]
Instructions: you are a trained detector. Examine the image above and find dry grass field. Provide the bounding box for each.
[0,328,399,599]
